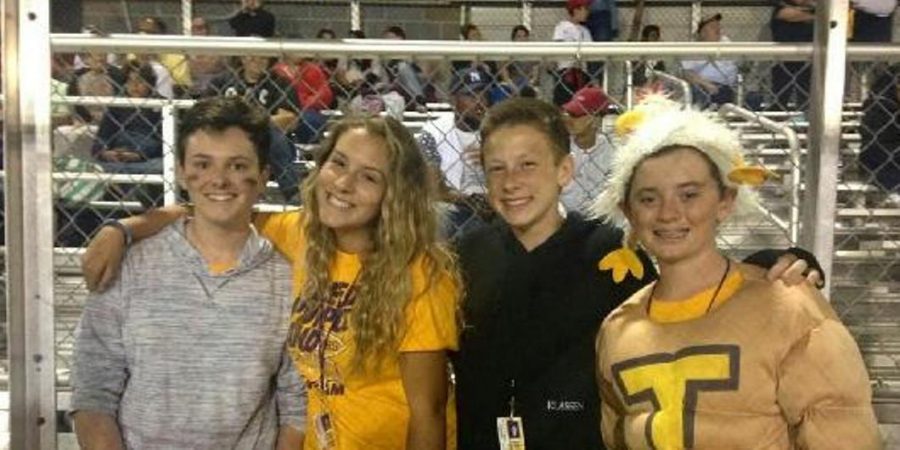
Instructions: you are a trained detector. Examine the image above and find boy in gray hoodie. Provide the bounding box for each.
[71,96,306,449]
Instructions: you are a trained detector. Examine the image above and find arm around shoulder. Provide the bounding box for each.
[82,205,187,292]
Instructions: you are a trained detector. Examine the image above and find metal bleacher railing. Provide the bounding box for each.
[7,26,900,445]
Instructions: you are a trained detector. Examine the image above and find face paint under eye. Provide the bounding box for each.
[240,173,261,186]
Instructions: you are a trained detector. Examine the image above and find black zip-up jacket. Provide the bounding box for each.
[451,216,652,450]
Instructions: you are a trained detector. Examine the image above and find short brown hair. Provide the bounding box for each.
[480,97,570,161]
[177,96,271,167]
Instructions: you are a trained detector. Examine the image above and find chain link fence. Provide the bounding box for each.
[834,59,900,416]
[43,43,820,371]
[3,2,899,443]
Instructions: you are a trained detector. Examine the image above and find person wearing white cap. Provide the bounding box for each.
[593,99,881,450]
[680,13,738,108]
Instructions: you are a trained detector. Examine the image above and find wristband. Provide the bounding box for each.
[100,219,133,247]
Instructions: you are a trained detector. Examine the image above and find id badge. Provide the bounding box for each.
[496,416,526,450]
[314,412,336,450]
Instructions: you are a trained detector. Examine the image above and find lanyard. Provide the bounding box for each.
[317,270,360,396]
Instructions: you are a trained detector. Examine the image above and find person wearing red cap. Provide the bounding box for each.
[561,86,615,214]
[552,0,594,106]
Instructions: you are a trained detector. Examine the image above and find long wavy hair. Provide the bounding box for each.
[300,115,461,373]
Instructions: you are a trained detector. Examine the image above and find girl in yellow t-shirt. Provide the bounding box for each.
[81,113,461,450]
[259,115,461,450]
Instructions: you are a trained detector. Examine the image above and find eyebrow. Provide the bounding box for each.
[635,181,707,193]
[332,150,386,179]
[188,153,254,162]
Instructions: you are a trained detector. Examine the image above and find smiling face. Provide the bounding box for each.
[483,124,573,246]
[179,127,268,231]
[314,127,390,252]
[624,146,735,267]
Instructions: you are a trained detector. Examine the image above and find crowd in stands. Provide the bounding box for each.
[39,0,900,245]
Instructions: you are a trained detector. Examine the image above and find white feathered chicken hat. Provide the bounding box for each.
[591,95,771,283]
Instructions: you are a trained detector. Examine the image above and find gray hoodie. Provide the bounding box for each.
[72,219,306,449]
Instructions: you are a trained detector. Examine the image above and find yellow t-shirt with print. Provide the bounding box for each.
[257,210,459,450]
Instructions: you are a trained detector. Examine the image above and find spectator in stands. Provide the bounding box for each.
[632,25,668,88]
[594,98,879,450]
[585,0,618,42]
[187,17,228,97]
[560,86,615,214]
[552,0,594,106]
[497,25,539,99]
[681,13,738,108]
[860,64,900,204]
[584,0,619,82]
[852,0,896,42]
[421,67,491,194]
[315,27,346,103]
[452,24,501,103]
[229,0,276,37]
[380,25,428,110]
[207,54,302,202]
[416,132,492,241]
[770,1,814,111]
[451,96,824,450]
[209,54,299,131]
[50,53,76,126]
[338,29,379,101]
[461,23,483,41]
[272,54,333,144]
[133,16,180,98]
[68,52,125,124]
[71,96,306,449]
[91,62,163,175]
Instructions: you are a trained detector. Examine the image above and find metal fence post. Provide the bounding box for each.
[802,0,849,294]
[162,105,179,206]
[522,0,533,29]
[350,0,361,32]
[4,1,57,448]
[182,0,192,36]
[691,0,702,38]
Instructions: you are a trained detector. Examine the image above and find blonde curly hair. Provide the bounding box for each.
[300,115,461,373]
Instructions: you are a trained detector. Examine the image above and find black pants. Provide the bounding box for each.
[853,10,893,43]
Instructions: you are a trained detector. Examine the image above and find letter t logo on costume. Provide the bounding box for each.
[611,345,740,449]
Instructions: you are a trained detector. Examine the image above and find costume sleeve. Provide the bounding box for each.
[275,347,307,430]
[255,210,305,264]
[777,290,882,450]
[399,265,459,352]
[70,269,128,416]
